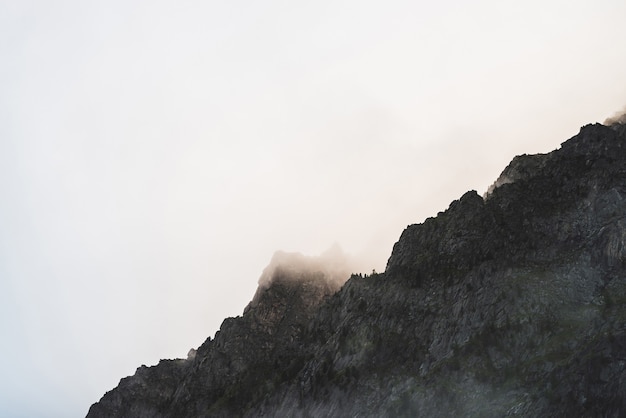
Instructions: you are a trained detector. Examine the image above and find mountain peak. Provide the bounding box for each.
[88,120,626,418]
[256,247,351,290]
[604,107,626,126]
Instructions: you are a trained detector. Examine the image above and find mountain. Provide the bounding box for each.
[87,121,626,417]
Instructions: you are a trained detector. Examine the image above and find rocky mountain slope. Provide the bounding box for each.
[87,122,626,417]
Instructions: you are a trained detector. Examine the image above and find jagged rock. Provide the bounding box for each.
[87,122,626,417]
[87,359,190,418]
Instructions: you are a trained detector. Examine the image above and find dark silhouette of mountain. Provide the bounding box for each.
[87,121,626,417]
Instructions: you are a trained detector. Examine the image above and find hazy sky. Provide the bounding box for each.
[2,1,626,416]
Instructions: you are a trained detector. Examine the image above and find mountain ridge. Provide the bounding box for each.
[87,121,626,417]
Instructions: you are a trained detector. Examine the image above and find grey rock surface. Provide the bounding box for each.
[87,122,626,417]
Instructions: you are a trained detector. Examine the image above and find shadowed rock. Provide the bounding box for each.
[88,121,626,418]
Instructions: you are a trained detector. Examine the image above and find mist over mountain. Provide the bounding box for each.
[87,120,626,417]
[604,107,626,126]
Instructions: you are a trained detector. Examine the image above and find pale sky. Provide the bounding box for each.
[1,1,626,416]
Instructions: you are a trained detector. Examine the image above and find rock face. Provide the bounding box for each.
[87,122,626,417]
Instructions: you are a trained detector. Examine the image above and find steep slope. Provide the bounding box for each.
[87,250,350,418]
[87,122,626,417]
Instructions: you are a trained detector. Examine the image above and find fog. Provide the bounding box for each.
[257,245,363,291]
[604,107,626,125]
[2,1,626,417]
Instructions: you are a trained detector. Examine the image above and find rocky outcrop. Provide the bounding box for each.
[86,359,190,418]
[87,122,626,417]
[87,251,348,418]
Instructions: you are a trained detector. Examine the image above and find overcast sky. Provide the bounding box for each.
[2,1,626,416]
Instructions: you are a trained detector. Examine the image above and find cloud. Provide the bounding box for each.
[257,244,357,291]
[604,106,626,125]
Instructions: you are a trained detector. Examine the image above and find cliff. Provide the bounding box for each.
[88,122,626,417]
